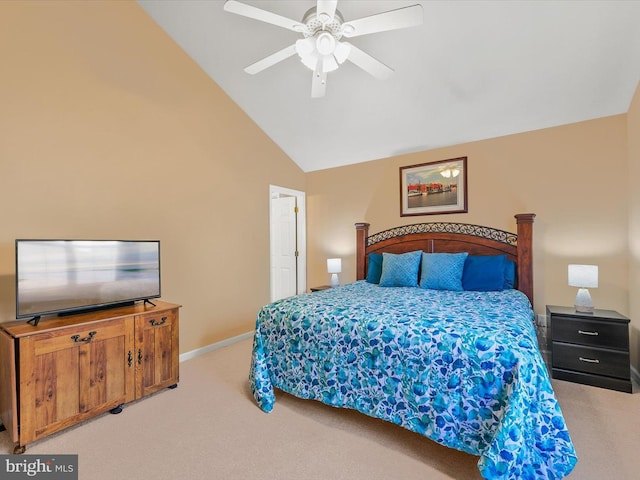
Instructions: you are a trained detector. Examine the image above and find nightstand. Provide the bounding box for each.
[310,285,331,292]
[547,305,631,393]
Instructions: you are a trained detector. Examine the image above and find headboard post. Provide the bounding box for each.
[355,223,370,280]
[515,213,536,305]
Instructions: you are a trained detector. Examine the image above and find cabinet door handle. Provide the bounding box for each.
[71,331,97,343]
[128,350,133,367]
[137,348,143,365]
[578,330,598,336]
[579,356,600,364]
[150,316,167,327]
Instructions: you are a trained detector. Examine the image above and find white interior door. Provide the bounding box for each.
[271,196,297,301]
[269,185,307,301]
[270,186,306,302]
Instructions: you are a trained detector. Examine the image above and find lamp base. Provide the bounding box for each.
[574,288,594,313]
[330,273,339,288]
[574,305,594,313]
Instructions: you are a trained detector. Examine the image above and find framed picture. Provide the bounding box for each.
[399,157,468,216]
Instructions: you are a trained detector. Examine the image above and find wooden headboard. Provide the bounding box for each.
[356,213,536,304]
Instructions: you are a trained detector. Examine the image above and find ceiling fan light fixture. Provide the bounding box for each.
[342,23,355,35]
[318,12,332,24]
[300,53,319,71]
[316,32,336,56]
[322,54,339,73]
[333,41,350,64]
[295,38,314,56]
[297,32,343,73]
[296,37,318,70]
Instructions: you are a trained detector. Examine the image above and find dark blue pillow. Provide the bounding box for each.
[366,253,383,284]
[462,254,506,291]
[504,258,516,289]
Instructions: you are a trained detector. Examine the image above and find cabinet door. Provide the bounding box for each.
[0,329,18,442]
[19,318,135,445]
[135,309,179,398]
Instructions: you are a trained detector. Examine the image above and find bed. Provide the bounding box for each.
[250,213,577,479]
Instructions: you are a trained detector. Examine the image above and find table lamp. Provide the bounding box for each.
[327,258,342,288]
[568,264,598,313]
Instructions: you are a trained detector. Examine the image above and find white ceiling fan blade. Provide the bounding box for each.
[244,44,297,74]
[317,0,338,23]
[224,0,305,33]
[343,42,393,80]
[342,4,423,38]
[311,63,327,98]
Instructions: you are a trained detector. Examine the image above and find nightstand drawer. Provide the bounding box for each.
[552,342,630,379]
[551,316,629,350]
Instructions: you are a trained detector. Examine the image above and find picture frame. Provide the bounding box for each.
[399,157,468,216]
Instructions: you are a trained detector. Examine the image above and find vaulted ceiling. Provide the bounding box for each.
[138,1,640,172]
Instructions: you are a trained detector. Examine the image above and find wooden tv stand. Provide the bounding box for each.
[0,300,180,453]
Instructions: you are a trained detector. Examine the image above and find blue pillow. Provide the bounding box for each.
[379,251,422,287]
[366,253,383,284]
[504,258,516,289]
[462,254,506,291]
[419,252,468,291]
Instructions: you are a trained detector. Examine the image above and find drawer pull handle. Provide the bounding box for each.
[71,331,97,343]
[150,316,167,327]
[578,330,598,336]
[579,357,600,364]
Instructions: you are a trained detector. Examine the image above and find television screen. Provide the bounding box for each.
[16,239,161,319]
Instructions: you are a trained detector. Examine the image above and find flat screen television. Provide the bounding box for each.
[16,239,161,322]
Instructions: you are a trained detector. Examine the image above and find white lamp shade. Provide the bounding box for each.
[327,258,342,274]
[568,264,598,288]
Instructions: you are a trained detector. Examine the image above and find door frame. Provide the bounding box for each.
[269,185,306,301]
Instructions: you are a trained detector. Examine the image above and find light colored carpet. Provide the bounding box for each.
[1,337,638,479]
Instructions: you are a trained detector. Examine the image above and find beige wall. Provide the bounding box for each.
[0,1,305,353]
[307,115,629,323]
[629,81,640,371]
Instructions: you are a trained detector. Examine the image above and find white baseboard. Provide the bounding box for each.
[179,330,254,363]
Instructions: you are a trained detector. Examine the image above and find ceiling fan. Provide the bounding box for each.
[223,0,423,98]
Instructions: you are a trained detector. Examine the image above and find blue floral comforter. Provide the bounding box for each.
[250,281,577,479]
